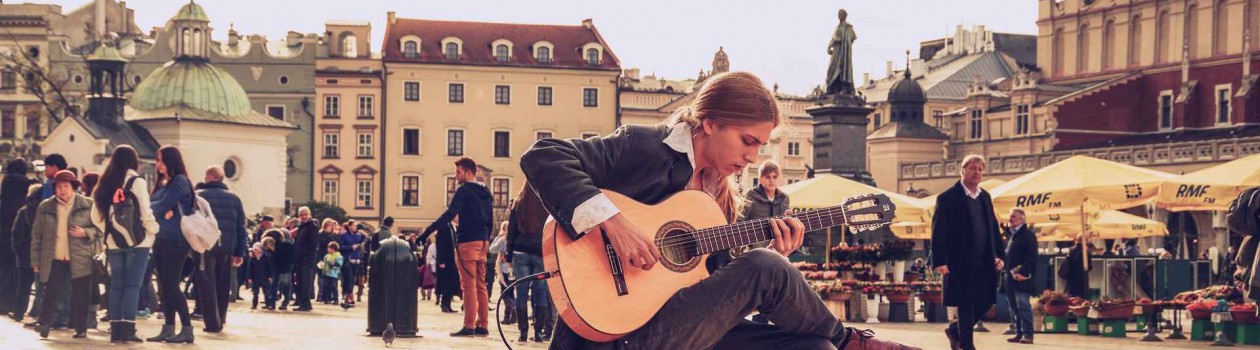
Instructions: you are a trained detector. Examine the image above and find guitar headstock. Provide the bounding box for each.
[841,193,896,233]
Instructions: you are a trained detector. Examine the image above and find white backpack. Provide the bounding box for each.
[180,193,221,254]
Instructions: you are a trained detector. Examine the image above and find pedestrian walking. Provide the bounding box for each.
[931,155,1004,350]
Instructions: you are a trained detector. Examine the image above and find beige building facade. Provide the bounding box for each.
[380,13,621,234]
[315,20,384,222]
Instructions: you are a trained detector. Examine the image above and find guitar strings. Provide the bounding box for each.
[653,206,852,251]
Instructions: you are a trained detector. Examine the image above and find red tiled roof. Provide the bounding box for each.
[382,17,620,71]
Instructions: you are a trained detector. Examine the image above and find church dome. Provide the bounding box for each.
[172,1,210,23]
[129,59,253,117]
[887,71,925,103]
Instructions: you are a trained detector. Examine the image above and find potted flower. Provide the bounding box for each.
[1092,298,1136,320]
[1187,299,1217,320]
[916,283,943,304]
[883,285,913,303]
[1069,298,1091,318]
[1037,291,1071,317]
[1230,303,1258,324]
[828,283,854,301]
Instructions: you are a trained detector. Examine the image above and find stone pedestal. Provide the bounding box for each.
[808,93,875,185]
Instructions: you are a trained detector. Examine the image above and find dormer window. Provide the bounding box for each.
[585,48,601,65]
[533,41,554,63]
[495,44,510,62]
[444,42,459,60]
[403,41,418,58]
[342,34,358,58]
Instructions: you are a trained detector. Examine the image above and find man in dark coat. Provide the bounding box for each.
[0,158,31,314]
[421,221,460,313]
[193,166,248,331]
[290,207,320,311]
[1001,209,1037,344]
[1064,234,1092,299]
[930,155,1004,350]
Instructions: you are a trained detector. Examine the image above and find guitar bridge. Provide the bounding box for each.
[601,230,629,296]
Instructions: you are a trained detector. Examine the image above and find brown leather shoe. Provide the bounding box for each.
[1019,338,1034,344]
[840,328,922,350]
[1006,336,1022,343]
[944,326,960,350]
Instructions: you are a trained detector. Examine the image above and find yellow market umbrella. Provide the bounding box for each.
[1158,154,1260,211]
[1031,210,1168,242]
[890,222,931,240]
[988,155,1176,215]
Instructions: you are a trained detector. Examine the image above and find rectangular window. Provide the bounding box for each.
[327,79,339,85]
[752,178,760,187]
[493,131,510,158]
[25,113,38,137]
[1217,86,1232,125]
[357,132,373,158]
[357,95,374,117]
[322,180,338,206]
[537,86,553,106]
[266,105,285,120]
[1014,104,1030,135]
[360,79,372,85]
[447,129,464,156]
[402,128,420,155]
[404,82,420,101]
[1159,91,1174,130]
[448,83,464,103]
[323,132,339,158]
[401,175,420,207]
[969,110,983,140]
[536,131,553,140]
[495,85,511,105]
[0,110,14,138]
[355,180,372,208]
[932,110,944,128]
[787,142,801,156]
[0,70,15,93]
[583,88,598,107]
[323,95,339,117]
[445,177,457,205]
[492,178,510,208]
[873,113,882,129]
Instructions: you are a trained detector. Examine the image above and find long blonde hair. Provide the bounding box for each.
[666,71,782,223]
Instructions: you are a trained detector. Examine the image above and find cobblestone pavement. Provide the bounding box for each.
[2,293,1258,349]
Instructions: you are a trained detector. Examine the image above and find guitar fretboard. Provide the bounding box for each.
[688,206,849,255]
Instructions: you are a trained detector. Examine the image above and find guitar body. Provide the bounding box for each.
[543,190,729,342]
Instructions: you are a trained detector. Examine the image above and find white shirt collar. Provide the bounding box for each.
[962,182,981,199]
[663,122,697,170]
[1011,224,1025,233]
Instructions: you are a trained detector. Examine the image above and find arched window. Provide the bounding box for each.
[1157,10,1171,63]
[342,34,358,58]
[1102,19,1116,70]
[1185,4,1199,60]
[1213,0,1228,55]
[585,48,600,65]
[444,42,459,60]
[181,28,190,56]
[1077,23,1091,74]
[495,44,510,62]
[1129,15,1142,67]
[192,28,202,56]
[536,46,551,63]
[403,41,418,58]
[1052,27,1065,76]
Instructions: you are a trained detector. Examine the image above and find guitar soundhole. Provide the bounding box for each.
[655,220,700,273]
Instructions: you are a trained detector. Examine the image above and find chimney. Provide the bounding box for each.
[863,72,871,86]
[95,0,106,39]
[582,18,594,28]
[886,61,894,77]
[387,11,396,25]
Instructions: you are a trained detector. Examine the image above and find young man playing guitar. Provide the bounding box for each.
[521,71,920,350]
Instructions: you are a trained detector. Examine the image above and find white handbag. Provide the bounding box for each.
[180,194,222,254]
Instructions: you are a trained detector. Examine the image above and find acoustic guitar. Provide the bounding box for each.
[542,190,896,342]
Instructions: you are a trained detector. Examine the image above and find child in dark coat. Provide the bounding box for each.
[251,239,277,310]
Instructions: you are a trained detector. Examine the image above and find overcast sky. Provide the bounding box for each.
[44,0,1038,96]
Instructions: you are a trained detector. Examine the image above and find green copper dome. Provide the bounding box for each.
[172,1,210,22]
[86,42,128,63]
[130,59,251,116]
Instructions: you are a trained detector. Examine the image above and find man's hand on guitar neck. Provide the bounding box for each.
[600,213,661,271]
[768,210,806,257]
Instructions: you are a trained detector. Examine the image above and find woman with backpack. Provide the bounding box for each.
[90,146,160,343]
[146,146,196,344]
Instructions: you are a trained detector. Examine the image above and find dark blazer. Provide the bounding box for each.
[930,181,1004,307]
[1003,225,1038,294]
[519,124,692,349]
[292,220,320,268]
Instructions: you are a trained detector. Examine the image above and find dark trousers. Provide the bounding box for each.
[562,249,844,350]
[194,248,232,329]
[37,261,90,333]
[949,266,995,350]
[0,263,14,313]
[295,266,315,309]
[251,278,273,308]
[9,267,35,321]
[153,239,191,326]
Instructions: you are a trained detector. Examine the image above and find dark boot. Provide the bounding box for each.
[164,325,194,344]
[147,324,174,342]
[120,322,144,343]
[109,322,120,342]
